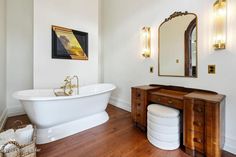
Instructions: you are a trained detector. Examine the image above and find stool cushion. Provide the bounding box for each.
[148,104,180,118]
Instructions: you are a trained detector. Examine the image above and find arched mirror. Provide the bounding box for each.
[158,12,197,77]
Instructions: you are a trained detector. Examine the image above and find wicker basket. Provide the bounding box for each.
[0,121,37,157]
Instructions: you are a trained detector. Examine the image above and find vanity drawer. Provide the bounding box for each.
[150,95,167,103]
[150,95,183,110]
[193,131,204,153]
[192,115,205,133]
[168,98,183,109]
[134,100,144,112]
[187,131,205,153]
[135,110,142,124]
[193,100,205,115]
[134,89,144,100]
[133,100,146,125]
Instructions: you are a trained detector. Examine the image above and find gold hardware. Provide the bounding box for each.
[142,53,150,58]
[194,121,203,127]
[150,66,154,73]
[213,0,227,50]
[193,138,203,144]
[168,100,173,104]
[141,27,151,58]
[213,43,226,50]
[194,107,203,113]
[54,75,79,96]
[208,65,216,74]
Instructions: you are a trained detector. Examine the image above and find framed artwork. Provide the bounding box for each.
[52,25,88,60]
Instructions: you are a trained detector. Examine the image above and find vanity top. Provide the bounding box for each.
[184,91,225,103]
[133,84,225,103]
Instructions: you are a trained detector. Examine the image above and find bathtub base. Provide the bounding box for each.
[36,111,109,144]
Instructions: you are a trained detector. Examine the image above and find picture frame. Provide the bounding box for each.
[52,25,88,60]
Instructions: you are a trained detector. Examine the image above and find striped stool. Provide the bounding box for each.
[147,104,180,150]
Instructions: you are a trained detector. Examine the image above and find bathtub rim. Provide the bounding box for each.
[13,83,116,101]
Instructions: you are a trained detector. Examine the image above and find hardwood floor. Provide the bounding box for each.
[4,105,236,157]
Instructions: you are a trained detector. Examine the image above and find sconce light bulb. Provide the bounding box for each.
[141,27,151,58]
[213,0,227,50]
[218,8,226,16]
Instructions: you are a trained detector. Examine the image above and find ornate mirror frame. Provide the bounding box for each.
[158,11,198,78]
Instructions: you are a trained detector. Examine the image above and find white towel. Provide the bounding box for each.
[15,125,33,145]
[0,129,15,150]
[0,129,15,141]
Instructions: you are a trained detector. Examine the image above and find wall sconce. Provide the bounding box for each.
[213,0,227,50]
[141,27,151,58]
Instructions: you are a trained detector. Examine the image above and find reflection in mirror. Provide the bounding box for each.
[158,12,197,77]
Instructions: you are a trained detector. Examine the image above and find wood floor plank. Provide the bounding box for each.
[3,105,236,157]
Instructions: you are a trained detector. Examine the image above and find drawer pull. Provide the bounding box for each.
[137,103,141,106]
[137,93,141,97]
[193,121,203,127]
[168,100,173,104]
[137,114,141,117]
[193,138,203,144]
[194,107,203,113]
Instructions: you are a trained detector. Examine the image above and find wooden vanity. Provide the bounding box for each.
[131,85,225,157]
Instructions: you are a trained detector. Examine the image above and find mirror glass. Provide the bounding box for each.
[158,12,197,77]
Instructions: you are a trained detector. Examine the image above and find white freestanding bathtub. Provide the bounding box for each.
[13,83,116,144]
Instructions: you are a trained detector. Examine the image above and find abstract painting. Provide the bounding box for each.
[52,26,88,60]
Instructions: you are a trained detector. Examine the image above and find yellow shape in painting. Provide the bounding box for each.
[54,27,88,60]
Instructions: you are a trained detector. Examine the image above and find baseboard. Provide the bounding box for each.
[0,108,8,131]
[109,96,131,112]
[7,105,25,117]
[224,137,236,155]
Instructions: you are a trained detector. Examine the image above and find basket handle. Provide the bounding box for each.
[0,141,21,153]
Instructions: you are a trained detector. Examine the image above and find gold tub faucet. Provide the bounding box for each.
[59,75,79,96]
[54,75,79,96]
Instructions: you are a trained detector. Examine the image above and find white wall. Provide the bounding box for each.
[0,0,7,129]
[98,0,103,82]
[6,0,34,116]
[34,0,100,89]
[102,0,236,154]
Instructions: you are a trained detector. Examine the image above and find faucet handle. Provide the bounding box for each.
[64,76,70,81]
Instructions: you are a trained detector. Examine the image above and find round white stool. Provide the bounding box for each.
[147,104,180,150]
